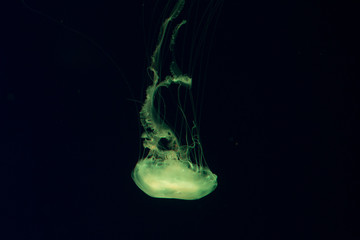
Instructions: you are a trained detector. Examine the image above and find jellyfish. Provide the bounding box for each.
[131,0,218,200]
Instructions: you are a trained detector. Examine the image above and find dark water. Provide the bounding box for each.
[1,0,358,239]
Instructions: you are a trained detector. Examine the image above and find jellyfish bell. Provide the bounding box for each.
[132,152,217,200]
[132,0,221,200]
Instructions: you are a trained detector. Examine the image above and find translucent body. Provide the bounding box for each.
[132,0,217,200]
[132,158,217,200]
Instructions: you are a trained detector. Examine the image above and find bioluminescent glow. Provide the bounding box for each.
[132,0,217,200]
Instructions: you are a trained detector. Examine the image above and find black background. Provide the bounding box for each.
[1,0,359,239]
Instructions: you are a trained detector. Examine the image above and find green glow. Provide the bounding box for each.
[131,0,217,200]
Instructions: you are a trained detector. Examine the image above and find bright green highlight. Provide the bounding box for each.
[132,0,217,200]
